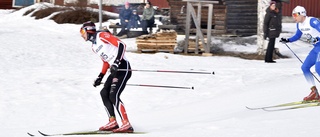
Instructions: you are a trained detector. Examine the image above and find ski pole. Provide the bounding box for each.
[283,43,320,83]
[127,84,194,90]
[99,83,194,90]
[117,69,215,75]
[283,43,304,63]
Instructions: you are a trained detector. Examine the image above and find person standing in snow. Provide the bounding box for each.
[80,21,134,133]
[280,6,320,101]
[263,1,282,63]
[141,1,155,34]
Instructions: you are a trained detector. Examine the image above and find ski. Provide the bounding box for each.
[27,132,35,136]
[263,102,320,111]
[38,130,108,136]
[27,130,146,136]
[246,100,319,110]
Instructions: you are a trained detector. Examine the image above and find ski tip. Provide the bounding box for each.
[245,106,260,110]
[27,132,35,136]
[132,131,148,134]
[38,130,49,136]
[191,86,194,90]
[119,131,147,134]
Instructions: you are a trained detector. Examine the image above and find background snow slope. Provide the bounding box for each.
[1,5,320,137]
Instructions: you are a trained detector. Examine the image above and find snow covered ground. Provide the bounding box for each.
[1,4,320,137]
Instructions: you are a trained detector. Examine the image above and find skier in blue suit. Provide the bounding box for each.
[280,6,320,101]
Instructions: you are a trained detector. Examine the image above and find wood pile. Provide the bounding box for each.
[187,38,207,52]
[136,30,177,53]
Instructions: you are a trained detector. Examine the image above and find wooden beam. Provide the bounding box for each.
[195,2,201,54]
[183,0,218,54]
[206,4,213,53]
[188,3,207,52]
[184,2,191,54]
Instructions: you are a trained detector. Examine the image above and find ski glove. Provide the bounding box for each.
[307,37,318,45]
[280,38,289,43]
[110,60,120,76]
[93,73,104,87]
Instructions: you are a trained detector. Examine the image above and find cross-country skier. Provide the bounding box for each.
[280,6,320,101]
[80,21,134,133]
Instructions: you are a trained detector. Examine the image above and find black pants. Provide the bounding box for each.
[265,38,276,62]
[100,59,132,120]
[141,18,154,34]
[117,21,130,36]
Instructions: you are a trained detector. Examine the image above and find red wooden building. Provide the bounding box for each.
[0,0,14,9]
[1,0,319,18]
[282,0,320,17]
[149,0,169,9]
[0,0,169,9]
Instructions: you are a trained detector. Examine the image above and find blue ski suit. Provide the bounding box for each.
[288,17,320,85]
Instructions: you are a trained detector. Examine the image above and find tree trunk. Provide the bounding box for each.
[257,0,270,55]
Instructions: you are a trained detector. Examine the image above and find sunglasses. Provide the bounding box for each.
[80,28,86,35]
[292,13,299,18]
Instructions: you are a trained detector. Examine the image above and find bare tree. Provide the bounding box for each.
[257,0,270,55]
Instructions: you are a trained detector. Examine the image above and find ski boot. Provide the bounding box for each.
[303,86,320,101]
[113,120,134,133]
[99,117,119,131]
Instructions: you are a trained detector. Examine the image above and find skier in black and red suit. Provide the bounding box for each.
[80,21,133,133]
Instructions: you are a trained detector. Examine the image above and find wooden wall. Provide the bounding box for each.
[167,0,226,35]
[224,0,257,36]
[54,0,64,6]
[149,0,169,9]
[0,0,14,9]
[168,0,257,36]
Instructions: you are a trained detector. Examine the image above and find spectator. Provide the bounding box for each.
[141,1,155,34]
[263,1,281,63]
[117,2,132,37]
[130,10,141,29]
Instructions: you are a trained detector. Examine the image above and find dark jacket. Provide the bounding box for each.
[119,8,132,22]
[263,7,282,39]
[130,13,141,28]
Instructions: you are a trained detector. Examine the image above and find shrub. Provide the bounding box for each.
[51,8,110,24]
[32,7,72,19]
[21,0,116,24]
[23,9,35,16]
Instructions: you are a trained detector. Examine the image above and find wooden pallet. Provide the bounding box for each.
[137,39,176,46]
[187,38,206,51]
[137,48,174,53]
[136,30,177,53]
[137,44,176,52]
[187,47,205,52]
